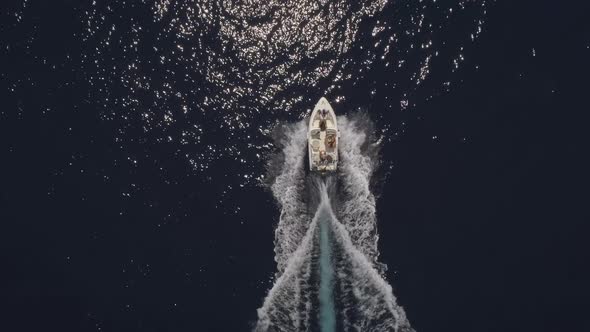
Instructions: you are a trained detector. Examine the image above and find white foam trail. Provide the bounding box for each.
[329,205,414,332]
[270,121,310,274]
[320,180,413,332]
[255,216,317,332]
[337,115,382,267]
[255,120,314,332]
[256,115,413,331]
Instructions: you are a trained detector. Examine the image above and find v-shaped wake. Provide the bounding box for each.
[255,115,413,332]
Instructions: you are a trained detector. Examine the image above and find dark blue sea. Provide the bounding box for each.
[1,1,588,331]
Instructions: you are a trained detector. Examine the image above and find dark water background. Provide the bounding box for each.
[1,0,589,331]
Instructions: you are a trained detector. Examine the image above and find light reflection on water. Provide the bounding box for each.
[81,0,488,190]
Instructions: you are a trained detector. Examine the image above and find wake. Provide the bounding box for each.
[256,115,413,332]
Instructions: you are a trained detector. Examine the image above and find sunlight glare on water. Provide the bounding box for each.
[81,0,488,192]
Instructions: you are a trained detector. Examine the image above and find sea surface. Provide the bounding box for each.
[2,1,588,331]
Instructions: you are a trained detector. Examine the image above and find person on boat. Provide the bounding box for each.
[326,134,335,148]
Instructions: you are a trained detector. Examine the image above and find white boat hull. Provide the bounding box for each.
[308,97,339,172]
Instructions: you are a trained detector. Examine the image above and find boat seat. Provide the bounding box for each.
[311,129,320,140]
[311,139,320,151]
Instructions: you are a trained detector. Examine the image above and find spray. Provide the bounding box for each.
[256,116,413,332]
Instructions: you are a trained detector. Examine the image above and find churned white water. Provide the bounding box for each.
[256,115,413,332]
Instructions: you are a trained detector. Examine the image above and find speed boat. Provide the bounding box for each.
[308,97,339,172]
